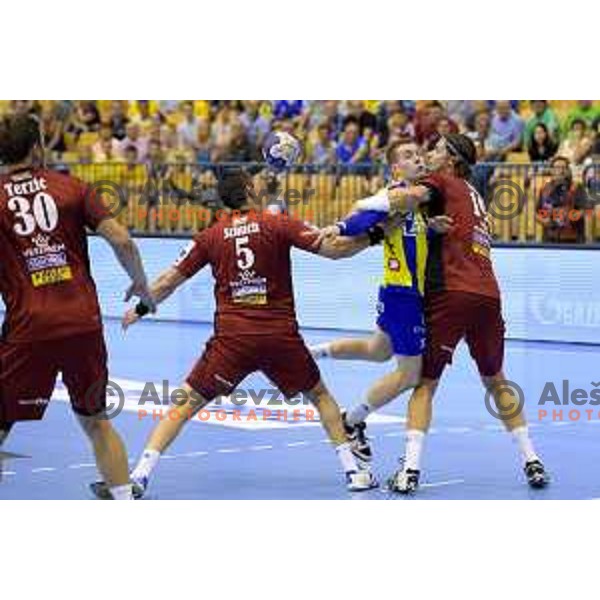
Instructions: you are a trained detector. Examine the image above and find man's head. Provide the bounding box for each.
[495,100,512,120]
[386,141,425,182]
[217,168,255,210]
[531,100,547,116]
[0,114,42,166]
[342,121,359,145]
[550,156,572,182]
[427,133,477,177]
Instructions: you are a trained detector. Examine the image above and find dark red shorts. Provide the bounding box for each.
[186,332,321,401]
[0,330,108,423]
[422,291,505,380]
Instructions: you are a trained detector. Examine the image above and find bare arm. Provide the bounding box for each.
[96,218,155,310]
[317,235,371,259]
[122,267,187,329]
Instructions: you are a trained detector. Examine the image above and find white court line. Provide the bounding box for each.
[552,421,575,427]
[217,448,242,454]
[68,463,96,469]
[421,479,465,489]
[383,432,402,438]
[249,445,273,451]
[182,451,209,457]
[31,467,56,473]
[445,427,472,434]
[2,471,16,476]
[287,441,310,447]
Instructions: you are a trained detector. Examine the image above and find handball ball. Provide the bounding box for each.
[262,131,301,171]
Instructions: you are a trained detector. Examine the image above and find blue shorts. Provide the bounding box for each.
[376,287,425,357]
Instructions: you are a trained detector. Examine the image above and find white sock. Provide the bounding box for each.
[511,426,539,463]
[335,442,359,473]
[404,429,425,471]
[356,193,390,213]
[110,484,134,500]
[347,403,373,426]
[131,448,160,481]
[310,343,331,359]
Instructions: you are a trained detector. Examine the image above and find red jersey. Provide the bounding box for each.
[422,171,500,299]
[0,168,107,342]
[174,211,320,335]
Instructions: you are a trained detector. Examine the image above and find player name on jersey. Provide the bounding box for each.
[3,176,48,197]
[223,220,260,240]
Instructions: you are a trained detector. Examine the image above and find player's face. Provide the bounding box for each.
[390,143,425,182]
[426,137,450,172]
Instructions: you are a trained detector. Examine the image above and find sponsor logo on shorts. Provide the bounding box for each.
[17,398,49,407]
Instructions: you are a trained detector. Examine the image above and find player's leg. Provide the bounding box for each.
[261,335,377,491]
[310,328,392,362]
[466,299,548,488]
[61,331,134,500]
[77,415,132,498]
[299,379,377,491]
[345,293,424,461]
[0,422,14,483]
[128,382,210,491]
[123,336,251,498]
[388,292,464,494]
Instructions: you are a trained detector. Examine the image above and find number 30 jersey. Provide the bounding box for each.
[174,210,321,336]
[0,167,107,342]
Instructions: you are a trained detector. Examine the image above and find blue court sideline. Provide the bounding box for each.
[1,318,599,499]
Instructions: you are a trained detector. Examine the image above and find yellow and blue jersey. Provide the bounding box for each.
[337,204,428,356]
[382,211,428,296]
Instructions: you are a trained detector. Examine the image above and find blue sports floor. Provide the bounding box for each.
[1,319,599,500]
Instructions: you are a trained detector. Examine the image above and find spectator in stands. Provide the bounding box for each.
[414,101,458,147]
[564,100,600,132]
[321,100,343,139]
[536,156,588,243]
[466,110,493,161]
[524,101,560,146]
[592,118,600,157]
[239,100,271,148]
[343,101,377,135]
[118,122,148,161]
[336,120,369,166]
[177,101,199,148]
[109,101,129,141]
[40,107,67,157]
[559,118,594,165]
[92,125,120,162]
[273,100,305,120]
[527,123,558,163]
[218,120,254,163]
[70,101,101,135]
[385,107,415,146]
[195,119,213,164]
[306,122,336,165]
[487,100,524,160]
[131,100,154,133]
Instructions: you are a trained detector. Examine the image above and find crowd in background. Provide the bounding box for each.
[1,100,599,168]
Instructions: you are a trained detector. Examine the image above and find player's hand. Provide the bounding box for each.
[307,224,341,248]
[122,307,140,331]
[428,215,454,234]
[124,280,157,313]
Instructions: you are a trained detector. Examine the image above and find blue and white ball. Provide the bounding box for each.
[262,131,301,171]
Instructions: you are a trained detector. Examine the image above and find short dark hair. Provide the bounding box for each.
[0,114,41,165]
[386,139,415,165]
[217,168,251,209]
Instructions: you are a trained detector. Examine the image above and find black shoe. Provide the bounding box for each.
[524,459,550,489]
[387,458,420,494]
[342,411,372,463]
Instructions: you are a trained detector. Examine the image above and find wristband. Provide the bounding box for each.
[367,225,385,246]
[135,302,151,317]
